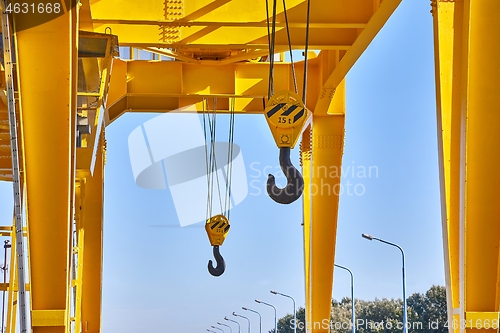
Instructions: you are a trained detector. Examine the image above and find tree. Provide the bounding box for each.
[273,286,447,333]
[355,298,402,333]
[407,285,447,333]
[275,307,306,333]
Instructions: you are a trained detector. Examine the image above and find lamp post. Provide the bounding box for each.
[255,299,277,333]
[362,233,407,333]
[243,307,262,333]
[208,329,219,333]
[270,291,295,333]
[334,264,355,333]
[212,326,226,333]
[233,312,251,333]
[218,322,233,333]
[225,316,241,333]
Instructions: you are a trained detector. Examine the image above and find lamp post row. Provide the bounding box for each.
[208,233,407,333]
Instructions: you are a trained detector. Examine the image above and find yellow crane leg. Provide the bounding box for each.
[433,0,500,332]
[14,3,78,332]
[81,135,104,333]
[305,111,344,333]
[301,126,312,329]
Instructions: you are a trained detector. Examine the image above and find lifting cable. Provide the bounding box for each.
[282,0,298,94]
[224,98,236,222]
[267,0,278,99]
[202,98,236,277]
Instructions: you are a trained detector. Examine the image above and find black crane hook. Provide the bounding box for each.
[267,147,304,204]
[208,245,226,277]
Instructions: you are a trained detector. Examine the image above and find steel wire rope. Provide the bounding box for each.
[203,98,237,221]
[265,0,272,64]
[224,98,236,220]
[268,0,278,99]
[202,98,213,220]
[209,98,224,214]
[282,0,298,93]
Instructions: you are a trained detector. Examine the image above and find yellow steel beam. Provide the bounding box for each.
[107,60,305,121]
[433,0,500,332]
[73,180,86,333]
[90,0,374,49]
[107,57,340,121]
[14,1,78,331]
[300,126,312,331]
[309,112,345,333]
[432,0,462,329]
[81,134,104,333]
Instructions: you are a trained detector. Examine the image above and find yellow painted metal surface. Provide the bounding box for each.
[433,1,500,333]
[31,310,67,327]
[81,137,105,333]
[14,3,78,332]
[465,312,499,329]
[265,90,310,148]
[309,114,344,333]
[206,215,230,246]
[300,126,312,331]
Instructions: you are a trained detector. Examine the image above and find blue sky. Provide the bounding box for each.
[0,0,443,332]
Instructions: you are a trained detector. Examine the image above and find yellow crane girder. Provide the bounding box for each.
[433,0,500,332]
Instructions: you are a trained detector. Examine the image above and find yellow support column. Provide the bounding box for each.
[301,126,312,329]
[73,180,86,333]
[81,135,104,333]
[308,112,344,333]
[14,2,79,331]
[433,0,500,332]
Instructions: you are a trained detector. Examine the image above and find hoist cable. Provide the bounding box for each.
[265,0,272,62]
[203,98,224,219]
[268,0,278,99]
[202,98,213,220]
[302,0,312,104]
[282,0,298,94]
[209,98,224,214]
[224,99,236,220]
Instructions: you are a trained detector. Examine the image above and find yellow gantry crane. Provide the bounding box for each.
[0,0,497,332]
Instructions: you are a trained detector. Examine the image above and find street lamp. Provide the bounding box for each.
[270,291,295,333]
[334,264,355,333]
[255,299,277,333]
[362,233,407,333]
[242,307,262,333]
[208,329,219,333]
[218,322,233,333]
[212,326,226,333]
[233,312,251,333]
[225,316,241,333]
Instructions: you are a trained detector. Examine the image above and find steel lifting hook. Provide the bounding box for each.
[267,147,304,204]
[208,245,226,277]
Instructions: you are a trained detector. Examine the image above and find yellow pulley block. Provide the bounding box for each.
[205,214,230,246]
[205,214,230,277]
[265,90,311,148]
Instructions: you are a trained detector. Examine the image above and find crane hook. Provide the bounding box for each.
[208,245,226,277]
[267,147,304,204]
